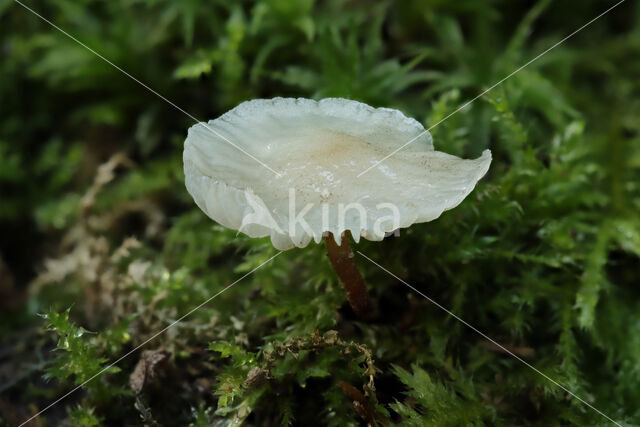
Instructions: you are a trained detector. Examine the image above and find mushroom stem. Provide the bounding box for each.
[325,231,374,319]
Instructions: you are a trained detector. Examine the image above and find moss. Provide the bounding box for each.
[1,0,639,425]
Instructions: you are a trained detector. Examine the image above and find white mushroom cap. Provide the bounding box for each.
[183,98,491,250]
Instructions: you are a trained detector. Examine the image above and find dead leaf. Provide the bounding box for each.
[243,367,268,389]
[479,340,535,358]
[81,153,134,218]
[129,349,170,394]
[337,381,378,426]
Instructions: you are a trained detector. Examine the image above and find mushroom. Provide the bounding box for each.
[183,98,491,318]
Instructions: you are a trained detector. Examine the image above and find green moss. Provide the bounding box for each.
[1,0,639,425]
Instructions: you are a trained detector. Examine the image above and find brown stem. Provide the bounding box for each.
[325,231,374,319]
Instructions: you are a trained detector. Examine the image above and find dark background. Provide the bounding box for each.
[1,0,639,425]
